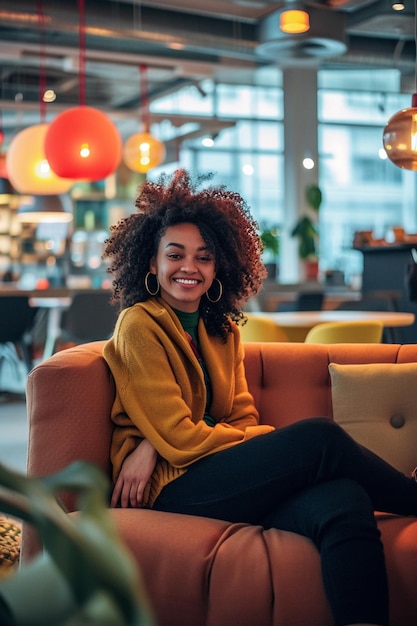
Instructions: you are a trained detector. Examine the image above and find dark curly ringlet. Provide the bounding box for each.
[103,169,267,341]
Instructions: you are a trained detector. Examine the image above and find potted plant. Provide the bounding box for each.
[0,461,155,626]
[291,184,322,280]
[260,223,280,280]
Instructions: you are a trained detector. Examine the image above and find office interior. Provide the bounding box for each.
[1,0,417,389]
[2,6,417,617]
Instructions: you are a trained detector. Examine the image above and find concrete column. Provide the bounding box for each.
[279,66,319,284]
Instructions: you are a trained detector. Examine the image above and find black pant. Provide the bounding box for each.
[154,418,417,626]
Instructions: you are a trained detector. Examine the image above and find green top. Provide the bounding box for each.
[173,308,215,426]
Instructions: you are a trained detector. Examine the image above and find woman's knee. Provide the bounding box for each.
[265,478,378,542]
[317,479,377,531]
[297,416,356,450]
[320,478,374,515]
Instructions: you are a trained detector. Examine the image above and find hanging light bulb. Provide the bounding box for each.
[280,8,310,34]
[383,0,417,170]
[123,65,166,174]
[44,0,122,181]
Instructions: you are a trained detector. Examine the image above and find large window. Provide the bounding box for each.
[150,67,416,286]
[318,70,416,283]
[151,71,284,228]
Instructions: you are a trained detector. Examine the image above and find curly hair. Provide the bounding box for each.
[103,169,267,340]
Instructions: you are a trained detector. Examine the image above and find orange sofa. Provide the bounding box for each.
[22,341,417,626]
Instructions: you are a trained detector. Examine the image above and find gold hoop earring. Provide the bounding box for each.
[145,272,160,296]
[206,278,223,303]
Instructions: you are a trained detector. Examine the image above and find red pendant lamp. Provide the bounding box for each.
[123,65,166,174]
[0,112,7,180]
[0,154,7,180]
[44,0,122,181]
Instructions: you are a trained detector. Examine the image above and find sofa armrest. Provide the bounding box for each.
[26,341,114,509]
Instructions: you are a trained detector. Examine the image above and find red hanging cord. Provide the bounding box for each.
[140,64,150,131]
[37,0,47,122]
[78,0,86,106]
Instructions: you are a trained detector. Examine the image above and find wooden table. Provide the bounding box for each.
[253,310,416,342]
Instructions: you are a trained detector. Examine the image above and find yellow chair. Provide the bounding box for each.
[239,314,289,342]
[304,320,384,344]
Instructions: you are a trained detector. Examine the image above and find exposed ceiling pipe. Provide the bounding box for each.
[1,0,415,69]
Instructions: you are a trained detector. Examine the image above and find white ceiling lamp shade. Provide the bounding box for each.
[17,194,73,224]
[256,5,347,61]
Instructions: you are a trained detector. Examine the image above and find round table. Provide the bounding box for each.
[253,310,416,342]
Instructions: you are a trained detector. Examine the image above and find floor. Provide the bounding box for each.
[0,353,30,475]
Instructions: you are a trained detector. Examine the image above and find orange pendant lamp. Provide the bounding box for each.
[123,65,166,174]
[44,0,122,181]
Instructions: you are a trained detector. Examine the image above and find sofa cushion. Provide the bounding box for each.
[329,362,417,475]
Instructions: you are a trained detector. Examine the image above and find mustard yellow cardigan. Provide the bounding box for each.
[103,298,274,507]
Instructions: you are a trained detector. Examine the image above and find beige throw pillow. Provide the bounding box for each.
[329,362,417,476]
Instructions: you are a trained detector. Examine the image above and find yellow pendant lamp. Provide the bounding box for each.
[123,131,166,174]
[123,65,166,174]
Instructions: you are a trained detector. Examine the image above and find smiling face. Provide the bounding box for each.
[149,222,216,313]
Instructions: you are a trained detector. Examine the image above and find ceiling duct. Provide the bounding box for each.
[256,5,348,62]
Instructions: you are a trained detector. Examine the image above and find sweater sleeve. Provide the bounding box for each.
[104,305,273,471]
[203,322,273,436]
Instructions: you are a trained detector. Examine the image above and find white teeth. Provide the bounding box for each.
[175,278,198,285]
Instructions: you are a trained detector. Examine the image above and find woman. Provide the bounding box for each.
[103,170,417,626]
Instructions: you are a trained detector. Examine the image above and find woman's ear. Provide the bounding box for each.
[149,257,157,274]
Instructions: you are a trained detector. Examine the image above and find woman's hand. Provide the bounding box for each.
[111,439,158,508]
